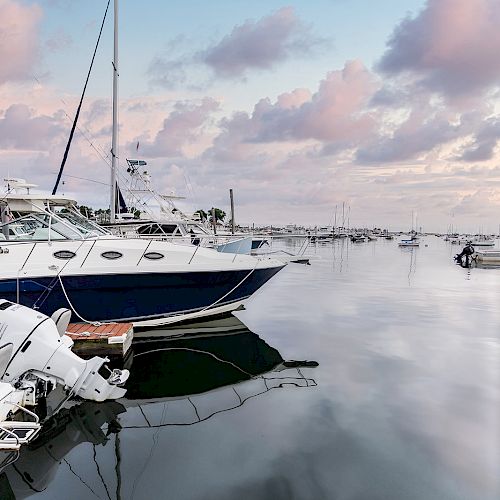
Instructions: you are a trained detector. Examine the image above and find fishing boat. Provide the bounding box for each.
[0,191,285,327]
[102,160,254,255]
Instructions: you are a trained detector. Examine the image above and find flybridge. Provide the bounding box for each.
[4,178,38,194]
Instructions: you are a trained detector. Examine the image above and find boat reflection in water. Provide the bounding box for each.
[0,401,126,499]
[0,316,317,498]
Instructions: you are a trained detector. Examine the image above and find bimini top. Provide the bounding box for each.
[2,193,77,213]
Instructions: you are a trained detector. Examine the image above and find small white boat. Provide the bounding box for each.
[0,299,127,450]
[475,249,500,262]
[350,234,367,243]
[398,238,419,247]
[471,238,495,247]
[0,299,129,403]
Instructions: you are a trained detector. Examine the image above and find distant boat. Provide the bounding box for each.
[398,236,419,247]
[470,236,495,247]
[350,234,367,243]
[475,249,500,263]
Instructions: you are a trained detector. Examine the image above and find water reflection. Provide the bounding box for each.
[0,401,125,499]
[400,246,418,286]
[0,316,317,499]
[123,316,317,427]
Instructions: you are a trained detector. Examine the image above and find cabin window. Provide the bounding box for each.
[144,251,164,260]
[53,250,77,260]
[137,224,178,235]
[101,251,123,260]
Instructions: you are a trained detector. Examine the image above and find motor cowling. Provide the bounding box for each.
[0,300,129,403]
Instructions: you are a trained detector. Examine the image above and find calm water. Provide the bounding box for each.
[1,237,499,499]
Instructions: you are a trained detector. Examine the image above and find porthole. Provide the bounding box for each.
[144,251,164,260]
[53,250,76,260]
[101,251,123,260]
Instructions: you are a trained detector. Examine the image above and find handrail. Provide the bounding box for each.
[0,426,20,448]
[12,402,40,423]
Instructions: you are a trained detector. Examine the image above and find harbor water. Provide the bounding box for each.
[1,236,499,499]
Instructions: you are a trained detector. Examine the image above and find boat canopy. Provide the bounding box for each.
[3,194,77,213]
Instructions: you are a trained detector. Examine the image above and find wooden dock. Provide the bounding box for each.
[66,322,133,358]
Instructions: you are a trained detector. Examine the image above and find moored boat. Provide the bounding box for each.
[475,249,500,262]
[0,193,285,326]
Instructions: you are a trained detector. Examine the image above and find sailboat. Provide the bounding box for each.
[398,211,420,247]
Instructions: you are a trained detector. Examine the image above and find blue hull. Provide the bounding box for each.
[0,267,283,323]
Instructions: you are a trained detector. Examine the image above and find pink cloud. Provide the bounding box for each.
[0,0,43,85]
[201,7,324,78]
[0,103,64,150]
[457,118,500,162]
[378,0,500,97]
[207,60,377,161]
[357,108,462,163]
[133,97,220,158]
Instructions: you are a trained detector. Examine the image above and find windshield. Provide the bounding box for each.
[55,208,107,237]
[1,206,108,242]
[1,214,69,241]
[186,223,210,235]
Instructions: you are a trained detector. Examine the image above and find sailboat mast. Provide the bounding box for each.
[110,0,119,221]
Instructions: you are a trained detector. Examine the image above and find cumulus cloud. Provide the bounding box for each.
[207,61,377,161]
[357,110,461,164]
[0,103,64,149]
[452,189,500,217]
[148,56,191,91]
[457,118,500,162]
[149,7,325,88]
[378,0,500,97]
[0,0,43,84]
[134,98,220,158]
[201,6,323,79]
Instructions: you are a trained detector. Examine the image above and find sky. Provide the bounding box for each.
[1,0,500,232]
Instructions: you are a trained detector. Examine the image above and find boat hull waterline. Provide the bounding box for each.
[0,266,284,325]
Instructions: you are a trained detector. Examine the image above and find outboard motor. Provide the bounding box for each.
[454,241,475,267]
[0,300,129,404]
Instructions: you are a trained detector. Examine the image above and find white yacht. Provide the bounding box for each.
[0,189,285,327]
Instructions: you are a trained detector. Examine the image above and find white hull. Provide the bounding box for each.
[475,250,500,262]
[133,299,246,329]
